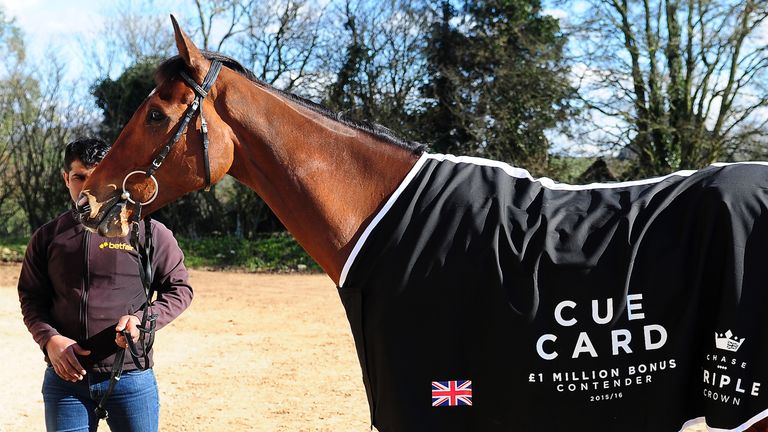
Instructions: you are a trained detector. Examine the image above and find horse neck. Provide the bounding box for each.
[221,81,419,284]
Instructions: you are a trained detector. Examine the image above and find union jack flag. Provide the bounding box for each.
[431,380,472,407]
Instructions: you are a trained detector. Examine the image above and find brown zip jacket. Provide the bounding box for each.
[18,210,193,373]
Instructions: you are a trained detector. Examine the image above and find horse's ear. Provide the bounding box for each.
[170,15,207,80]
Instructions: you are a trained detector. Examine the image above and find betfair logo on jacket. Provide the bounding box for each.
[99,241,134,251]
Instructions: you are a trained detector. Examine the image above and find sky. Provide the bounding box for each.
[4,1,767,161]
[2,1,575,80]
[0,0,191,79]
[3,0,109,65]
[1,0,104,41]
[21,0,764,159]
[0,0,580,84]
[0,0,601,156]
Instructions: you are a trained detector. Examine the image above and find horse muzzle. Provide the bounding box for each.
[75,192,132,237]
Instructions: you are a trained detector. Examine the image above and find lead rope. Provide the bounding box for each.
[95,202,157,420]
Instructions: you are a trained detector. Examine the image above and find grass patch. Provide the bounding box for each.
[176,233,321,273]
[0,237,27,263]
[1,233,321,273]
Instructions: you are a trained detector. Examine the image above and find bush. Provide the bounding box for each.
[176,232,321,273]
[0,237,27,262]
[0,233,322,273]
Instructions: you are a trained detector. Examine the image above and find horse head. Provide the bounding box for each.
[79,15,421,281]
[78,15,235,237]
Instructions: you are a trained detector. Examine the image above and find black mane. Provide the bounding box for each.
[156,51,427,155]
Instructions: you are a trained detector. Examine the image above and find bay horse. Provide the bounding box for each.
[77,16,768,432]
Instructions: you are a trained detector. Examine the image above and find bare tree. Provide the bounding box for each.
[236,0,331,95]
[8,58,96,230]
[79,0,175,80]
[361,0,430,125]
[185,0,333,237]
[0,9,30,231]
[191,0,251,51]
[326,0,430,138]
[562,0,768,176]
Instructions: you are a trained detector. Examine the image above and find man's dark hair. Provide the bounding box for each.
[63,137,111,171]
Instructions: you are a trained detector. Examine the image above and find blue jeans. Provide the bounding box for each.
[42,366,159,432]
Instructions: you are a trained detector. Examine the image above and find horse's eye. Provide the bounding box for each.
[147,109,167,123]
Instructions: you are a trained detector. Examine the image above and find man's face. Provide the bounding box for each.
[63,160,98,204]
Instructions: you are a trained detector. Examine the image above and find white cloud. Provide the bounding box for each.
[542,8,567,21]
[2,1,102,33]
[0,0,104,70]
[0,0,41,15]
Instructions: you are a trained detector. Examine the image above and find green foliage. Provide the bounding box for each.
[1,233,321,273]
[0,6,95,232]
[326,9,367,113]
[6,73,84,231]
[0,200,30,237]
[419,0,575,172]
[176,232,321,273]
[91,58,160,142]
[323,0,429,142]
[0,237,26,262]
[546,156,595,183]
[148,177,283,239]
[419,1,471,155]
[547,156,632,184]
[0,8,24,71]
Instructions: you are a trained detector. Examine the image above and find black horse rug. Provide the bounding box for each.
[338,153,768,432]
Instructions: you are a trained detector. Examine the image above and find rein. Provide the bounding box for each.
[94,60,222,420]
[95,210,156,420]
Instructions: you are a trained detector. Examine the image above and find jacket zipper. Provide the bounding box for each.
[80,231,91,341]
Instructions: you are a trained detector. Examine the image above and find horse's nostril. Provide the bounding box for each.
[75,195,91,215]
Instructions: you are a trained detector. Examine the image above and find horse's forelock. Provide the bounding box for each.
[154,52,254,87]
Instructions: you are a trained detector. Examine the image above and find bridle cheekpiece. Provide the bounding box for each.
[120,59,223,208]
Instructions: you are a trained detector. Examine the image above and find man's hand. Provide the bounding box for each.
[115,315,141,349]
[45,335,91,382]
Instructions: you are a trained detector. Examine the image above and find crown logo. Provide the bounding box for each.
[715,330,745,352]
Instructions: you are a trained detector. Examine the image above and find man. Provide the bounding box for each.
[18,137,193,432]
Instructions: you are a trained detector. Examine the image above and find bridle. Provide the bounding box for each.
[120,59,224,208]
[94,59,223,420]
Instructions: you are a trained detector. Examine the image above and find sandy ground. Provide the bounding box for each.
[0,263,369,432]
[0,263,710,432]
